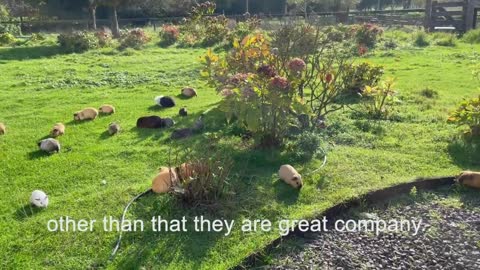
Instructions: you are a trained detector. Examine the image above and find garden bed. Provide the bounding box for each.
[244,180,480,269]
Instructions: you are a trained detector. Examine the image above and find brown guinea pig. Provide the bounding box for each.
[50,123,65,137]
[152,167,179,194]
[136,116,164,129]
[279,165,303,189]
[74,108,98,121]
[99,105,115,115]
[457,171,480,189]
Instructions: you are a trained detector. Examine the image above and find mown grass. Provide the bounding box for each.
[0,35,479,269]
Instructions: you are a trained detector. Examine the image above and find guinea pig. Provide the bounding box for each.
[176,162,195,181]
[154,96,176,108]
[38,138,61,154]
[279,165,303,189]
[50,123,65,137]
[0,122,5,135]
[457,171,480,189]
[179,107,188,117]
[74,108,98,121]
[136,116,164,129]
[193,115,204,131]
[181,87,198,98]
[99,105,115,115]
[161,118,175,128]
[108,123,120,135]
[171,128,193,140]
[152,167,179,194]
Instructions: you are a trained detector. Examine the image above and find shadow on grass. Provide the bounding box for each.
[147,105,170,112]
[447,137,480,169]
[175,94,196,101]
[0,45,64,61]
[27,150,51,160]
[14,204,45,221]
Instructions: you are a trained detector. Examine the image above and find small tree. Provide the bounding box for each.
[88,0,98,30]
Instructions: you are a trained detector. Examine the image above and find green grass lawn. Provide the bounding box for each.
[0,39,479,269]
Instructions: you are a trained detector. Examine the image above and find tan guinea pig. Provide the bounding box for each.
[74,108,98,121]
[152,167,179,194]
[279,165,303,189]
[0,122,5,135]
[50,123,65,137]
[99,105,115,115]
[457,171,480,189]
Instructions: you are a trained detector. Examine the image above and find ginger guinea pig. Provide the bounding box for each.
[152,167,179,194]
[50,123,65,137]
[74,108,98,121]
[99,105,115,115]
[0,123,5,135]
[279,165,303,189]
[457,171,480,189]
[177,163,195,181]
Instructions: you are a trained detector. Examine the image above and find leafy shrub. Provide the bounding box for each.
[285,131,322,161]
[412,31,430,47]
[462,28,480,44]
[180,1,228,47]
[420,88,439,99]
[383,39,398,50]
[160,25,179,46]
[0,4,20,35]
[0,32,16,45]
[57,31,98,53]
[360,78,399,119]
[202,16,229,46]
[350,23,383,48]
[96,29,113,47]
[344,62,384,94]
[448,96,480,137]
[120,28,150,49]
[271,23,319,59]
[202,34,308,147]
[227,16,261,44]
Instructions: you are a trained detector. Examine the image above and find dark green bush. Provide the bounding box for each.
[462,29,480,44]
[286,131,322,161]
[57,32,98,53]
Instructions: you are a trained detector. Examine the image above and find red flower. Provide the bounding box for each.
[358,45,368,56]
[288,58,306,73]
[325,73,333,84]
[270,76,290,91]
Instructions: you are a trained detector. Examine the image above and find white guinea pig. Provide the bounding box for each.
[279,165,303,189]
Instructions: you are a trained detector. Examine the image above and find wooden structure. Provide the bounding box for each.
[425,0,480,32]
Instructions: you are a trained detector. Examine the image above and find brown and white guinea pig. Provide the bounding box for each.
[50,123,65,137]
[181,87,198,98]
[136,116,164,129]
[108,122,121,135]
[74,108,98,121]
[38,138,61,154]
[456,171,480,189]
[279,165,303,189]
[0,122,5,135]
[99,105,116,115]
[152,167,180,194]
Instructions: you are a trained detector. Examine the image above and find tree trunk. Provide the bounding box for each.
[90,6,97,30]
[112,6,120,38]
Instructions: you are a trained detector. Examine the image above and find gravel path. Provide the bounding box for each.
[266,188,480,270]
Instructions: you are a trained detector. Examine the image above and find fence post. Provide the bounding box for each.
[465,0,475,31]
[425,0,432,31]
